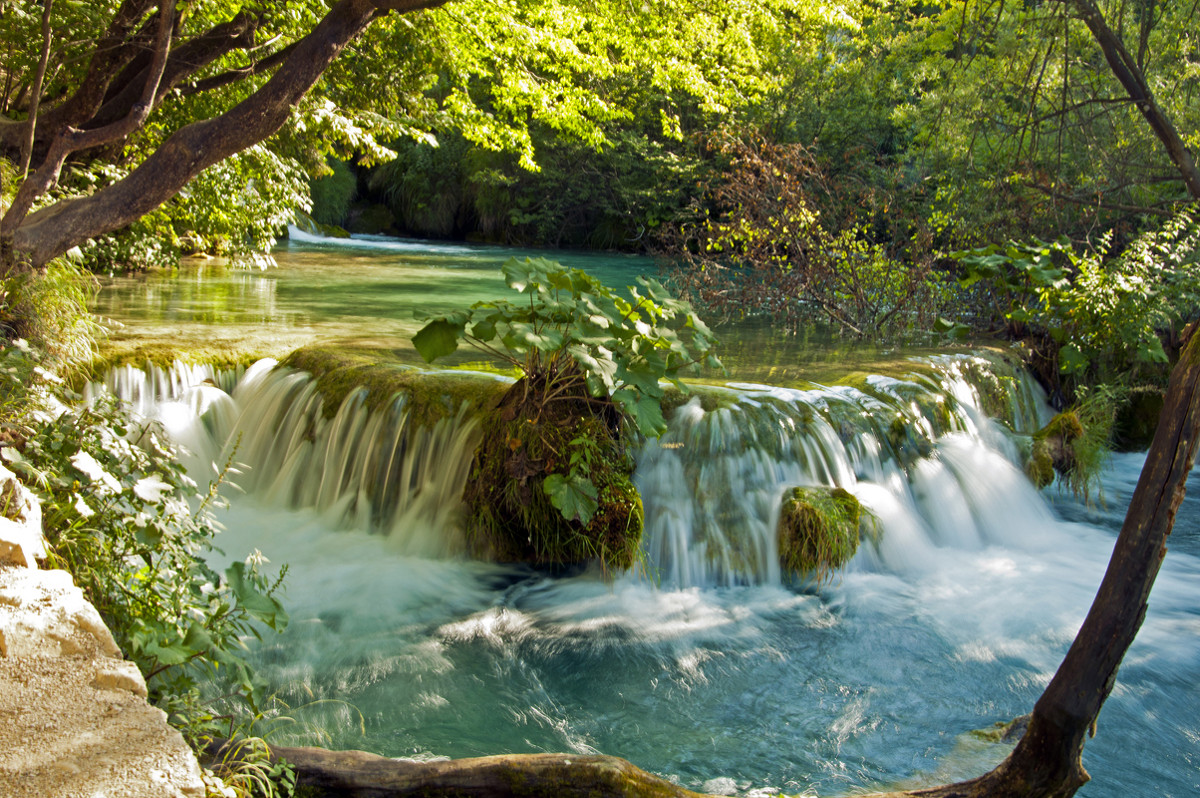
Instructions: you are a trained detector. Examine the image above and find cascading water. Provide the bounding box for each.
[93,354,1199,797]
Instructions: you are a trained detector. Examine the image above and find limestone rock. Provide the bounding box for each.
[91,658,149,699]
[0,567,120,659]
[0,463,46,568]
[0,566,205,798]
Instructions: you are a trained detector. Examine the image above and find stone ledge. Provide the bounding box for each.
[0,564,206,798]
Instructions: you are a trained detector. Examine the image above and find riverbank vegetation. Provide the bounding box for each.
[0,273,292,795]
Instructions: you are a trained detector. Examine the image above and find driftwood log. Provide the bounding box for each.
[207,742,709,798]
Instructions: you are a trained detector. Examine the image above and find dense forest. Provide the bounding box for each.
[2,1,1199,797]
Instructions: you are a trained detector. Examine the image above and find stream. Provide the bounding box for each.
[94,232,1200,797]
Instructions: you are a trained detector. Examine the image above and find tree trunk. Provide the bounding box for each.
[1066,0,1200,199]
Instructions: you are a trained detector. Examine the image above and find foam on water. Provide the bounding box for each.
[93,356,1200,797]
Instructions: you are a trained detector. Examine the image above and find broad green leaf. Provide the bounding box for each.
[413,317,466,362]
[226,562,289,632]
[543,472,599,524]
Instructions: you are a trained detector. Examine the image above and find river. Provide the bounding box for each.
[94,232,1200,797]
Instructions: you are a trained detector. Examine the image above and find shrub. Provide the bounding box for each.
[414,257,720,569]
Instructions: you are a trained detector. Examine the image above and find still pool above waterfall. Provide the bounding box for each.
[92,233,1200,797]
[94,228,959,385]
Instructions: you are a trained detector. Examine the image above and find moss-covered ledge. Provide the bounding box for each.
[212,744,711,798]
[279,346,511,425]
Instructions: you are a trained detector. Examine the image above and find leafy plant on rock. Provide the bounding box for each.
[414,257,720,569]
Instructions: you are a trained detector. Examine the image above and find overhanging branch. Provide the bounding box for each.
[2,0,175,239]
[9,0,450,267]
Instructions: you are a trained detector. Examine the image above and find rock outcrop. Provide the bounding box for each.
[0,466,207,798]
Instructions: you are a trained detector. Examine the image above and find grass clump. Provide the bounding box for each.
[1028,389,1115,499]
[778,486,869,582]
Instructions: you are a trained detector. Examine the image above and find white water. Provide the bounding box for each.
[93,357,1200,797]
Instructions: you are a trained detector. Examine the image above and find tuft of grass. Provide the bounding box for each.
[778,486,872,582]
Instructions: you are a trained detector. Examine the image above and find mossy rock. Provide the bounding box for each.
[465,371,643,572]
[778,486,864,581]
[279,346,507,426]
[1113,386,1164,452]
[1024,438,1056,489]
[1031,410,1084,480]
[82,344,266,391]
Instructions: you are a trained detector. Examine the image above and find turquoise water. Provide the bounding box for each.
[95,229,949,383]
[93,233,1200,797]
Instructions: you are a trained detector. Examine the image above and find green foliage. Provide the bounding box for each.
[206,736,297,798]
[953,208,1200,387]
[70,146,310,272]
[415,257,721,439]
[0,344,288,750]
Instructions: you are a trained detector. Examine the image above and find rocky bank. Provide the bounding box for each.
[0,463,206,798]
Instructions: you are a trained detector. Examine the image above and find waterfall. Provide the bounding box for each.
[94,352,1050,581]
[94,359,484,558]
[636,354,1053,587]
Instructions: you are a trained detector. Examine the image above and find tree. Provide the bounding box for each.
[0,0,453,272]
[897,0,1199,239]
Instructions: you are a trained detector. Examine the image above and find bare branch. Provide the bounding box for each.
[1026,181,1179,216]
[1066,0,1200,198]
[19,0,54,180]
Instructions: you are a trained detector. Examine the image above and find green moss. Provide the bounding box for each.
[1037,410,1085,444]
[81,343,266,390]
[1024,438,1056,489]
[659,384,730,416]
[969,713,1031,744]
[778,486,867,581]
[280,346,507,427]
[466,375,643,573]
